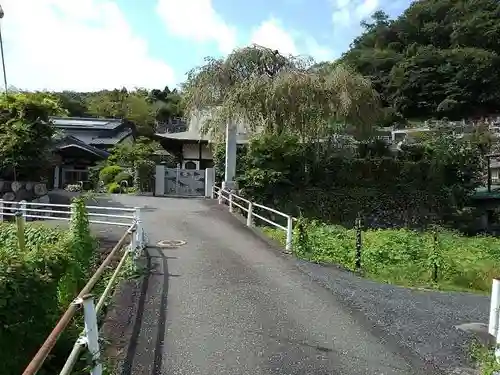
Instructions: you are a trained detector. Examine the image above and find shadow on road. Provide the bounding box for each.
[120,247,177,375]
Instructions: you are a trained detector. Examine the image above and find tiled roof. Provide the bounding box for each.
[50,116,123,130]
[155,130,249,144]
[89,129,132,145]
[56,136,110,158]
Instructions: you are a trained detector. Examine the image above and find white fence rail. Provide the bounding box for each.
[489,278,500,362]
[20,199,147,375]
[213,186,293,251]
[0,199,146,249]
[23,223,142,375]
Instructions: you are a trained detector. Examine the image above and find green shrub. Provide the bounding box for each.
[0,226,71,374]
[114,171,133,185]
[107,182,122,193]
[264,223,500,292]
[0,197,97,374]
[99,165,123,185]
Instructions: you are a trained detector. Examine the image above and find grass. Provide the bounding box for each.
[263,222,500,293]
[469,340,500,375]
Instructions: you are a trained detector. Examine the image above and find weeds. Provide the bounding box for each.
[263,221,500,293]
[469,340,500,375]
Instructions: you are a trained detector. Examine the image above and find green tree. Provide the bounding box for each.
[0,93,66,180]
[86,89,156,135]
[341,0,500,120]
[54,91,89,117]
[108,136,174,191]
[108,136,162,166]
[182,44,382,140]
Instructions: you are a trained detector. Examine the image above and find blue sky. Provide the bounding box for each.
[2,0,411,91]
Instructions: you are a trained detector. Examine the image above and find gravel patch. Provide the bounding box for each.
[293,260,488,373]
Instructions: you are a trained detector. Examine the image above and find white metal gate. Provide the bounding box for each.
[164,167,205,196]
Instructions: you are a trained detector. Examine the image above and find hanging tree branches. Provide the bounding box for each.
[182,44,382,141]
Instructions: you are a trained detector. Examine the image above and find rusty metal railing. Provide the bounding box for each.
[21,209,146,375]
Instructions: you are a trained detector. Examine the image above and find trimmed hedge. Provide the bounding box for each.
[99,165,123,185]
[114,171,133,185]
[107,182,122,193]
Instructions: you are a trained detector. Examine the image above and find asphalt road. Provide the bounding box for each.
[100,195,456,375]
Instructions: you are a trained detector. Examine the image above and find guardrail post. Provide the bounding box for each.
[81,294,103,375]
[0,200,4,221]
[286,215,293,252]
[129,227,139,258]
[247,202,253,227]
[20,200,27,220]
[15,210,26,252]
[229,191,233,213]
[134,207,144,249]
[490,278,500,336]
[218,189,223,204]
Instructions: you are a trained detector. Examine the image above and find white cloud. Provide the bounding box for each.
[250,18,298,56]
[250,18,334,61]
[156,0,237,55]
[332,0,379,26]
[304,37,335,61]
[1,0,175,92]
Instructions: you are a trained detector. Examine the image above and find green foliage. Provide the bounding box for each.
[85,88,155,135]
[237,131,482,228]
[99,165,123,185]
[114,171,133,184]
[0,93,66,180]
[108,136,160,167]
[183,44,382,140]
[107,137,161,192]
[469,340,500,375]
[107,182,122,194]
[265,223,500,292]
[59,197,97,307]
[341,1,500,120]
[0,197,97,375]
[51,87,184,136]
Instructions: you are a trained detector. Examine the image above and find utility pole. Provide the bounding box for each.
[0,4,8,95]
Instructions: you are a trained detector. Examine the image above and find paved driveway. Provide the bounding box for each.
[101,196,484,375]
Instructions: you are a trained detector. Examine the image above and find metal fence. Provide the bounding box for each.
[213,186,294,252]
[0,199,139,228]
[17,200,146,375]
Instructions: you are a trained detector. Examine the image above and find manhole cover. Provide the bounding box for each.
[157,240,186,248]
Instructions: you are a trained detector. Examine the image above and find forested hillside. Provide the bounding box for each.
[341,0,500,123]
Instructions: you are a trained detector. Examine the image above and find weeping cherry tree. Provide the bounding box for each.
[182,44,382,141]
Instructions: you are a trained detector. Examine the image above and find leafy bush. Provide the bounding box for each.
[264,223,500,292]
[0,197,97,374]
[233,132,482,229]
[114,171,132,185]
[107,182,122,193]
[99,165,123,185]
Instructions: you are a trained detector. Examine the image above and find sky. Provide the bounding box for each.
[1,0,411,92]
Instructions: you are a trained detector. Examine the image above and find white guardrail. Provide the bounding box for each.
[212,185,293,251]
[0,199,139,227]
[17,198,147,375]
[489,279,500,362]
